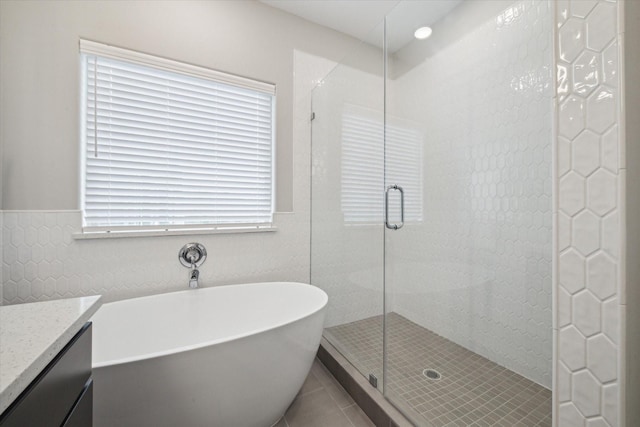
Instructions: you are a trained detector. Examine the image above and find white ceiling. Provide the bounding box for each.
[260,0,462,52]
[260,1,397,44]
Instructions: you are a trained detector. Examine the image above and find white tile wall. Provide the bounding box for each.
[1,211,308,304]
[554,0,623,425]
[387,0,553,387]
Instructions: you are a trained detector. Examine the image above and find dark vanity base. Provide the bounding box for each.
[0,323,93,427]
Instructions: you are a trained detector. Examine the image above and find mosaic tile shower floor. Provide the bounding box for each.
[326,313,551,427]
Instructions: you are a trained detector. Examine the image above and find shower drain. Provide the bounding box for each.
[423,369,442,380]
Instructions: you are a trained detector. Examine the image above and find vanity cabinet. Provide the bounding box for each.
[0,322,93,427]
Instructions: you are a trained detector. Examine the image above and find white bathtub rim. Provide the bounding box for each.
[92,281,328,369]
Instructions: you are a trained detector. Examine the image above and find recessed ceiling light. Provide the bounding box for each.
[414,26,433,40]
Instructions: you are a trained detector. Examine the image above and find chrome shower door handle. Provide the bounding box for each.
[385,184,404,230]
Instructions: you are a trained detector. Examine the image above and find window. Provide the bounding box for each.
[80,40,275,232]
[341,105,423,223]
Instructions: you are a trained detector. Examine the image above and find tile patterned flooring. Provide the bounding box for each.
[279,358,375,427]
[326,313,552,427]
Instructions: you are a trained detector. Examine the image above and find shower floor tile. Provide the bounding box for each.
[325,313,552,427]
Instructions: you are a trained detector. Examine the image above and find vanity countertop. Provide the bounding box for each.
[0,295,102,414]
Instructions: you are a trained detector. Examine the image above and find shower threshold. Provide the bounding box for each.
[324,313,551,427]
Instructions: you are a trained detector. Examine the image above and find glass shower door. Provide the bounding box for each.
[310,27,386,388]
[382,1,553,425]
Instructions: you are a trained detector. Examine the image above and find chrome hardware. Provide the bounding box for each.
[179,243,207,268]
[179,243,207,288]
[385,184,404,230]
[189,268,200,289]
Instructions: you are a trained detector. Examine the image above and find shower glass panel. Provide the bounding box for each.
[311,22,386,387]
[383,1,553,425]
[311,1,553,425]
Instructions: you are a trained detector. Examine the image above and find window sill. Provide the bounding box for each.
[72,225,277,240]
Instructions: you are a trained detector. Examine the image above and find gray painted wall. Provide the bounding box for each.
[624,1,640,425]
[0,0,362,212]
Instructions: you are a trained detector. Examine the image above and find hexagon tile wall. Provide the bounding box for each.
[0,211,310,304]
[555,0,623,426]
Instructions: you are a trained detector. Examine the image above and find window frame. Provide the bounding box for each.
[78,40,276,236]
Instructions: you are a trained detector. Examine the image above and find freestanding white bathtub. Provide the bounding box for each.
[90,282,328,427]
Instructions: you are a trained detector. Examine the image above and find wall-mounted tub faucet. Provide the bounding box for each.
[189,268,200,289]
[179,243,207,288]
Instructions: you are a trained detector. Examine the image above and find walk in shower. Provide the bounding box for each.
[311,1,553,425]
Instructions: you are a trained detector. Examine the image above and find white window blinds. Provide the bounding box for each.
[341,106,423,223]
[80,40,275,230]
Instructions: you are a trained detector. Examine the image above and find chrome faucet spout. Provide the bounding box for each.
[189,268,199,288]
